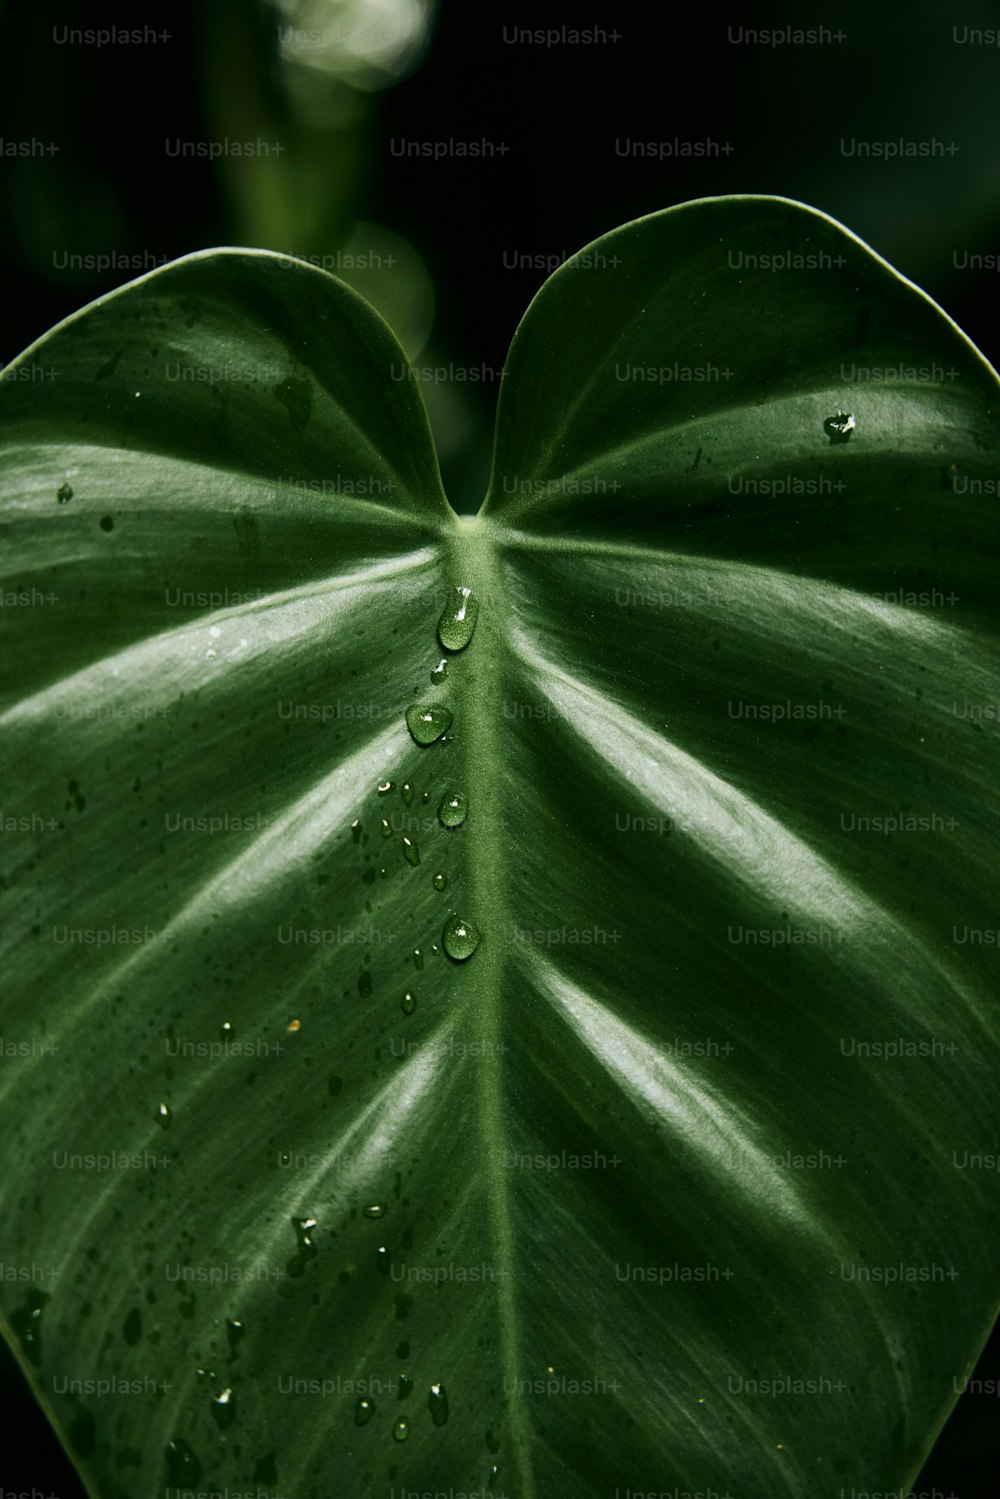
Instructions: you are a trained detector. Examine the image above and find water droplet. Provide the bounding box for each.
[288,1018,301,1032]
[393,1418,410,1442]
[165,1438,201,1485]
[363,1203,386,1219]
[405,703,453,746]
[438,790,467,828]
[156,1103,171,1130]
[401,991,416,1015]
[220,1021,234,1041]
[380,818,393,839]
[377,780,394,796]
[211,1387,236,1430]
[413,947,424,971]
[437,585,479,651]
[487,1463,499,1490]
[123,1307,142,1345]
[226,1318,244,1361]
[428,1382,449,1426]
[431,658,449,685]
[56,482,73,504]
[442,914,481,961]
[11,1289,48,1366]
[401,781,414,806]
[824,411,855,442]
[376,1245,391,1275]
[288,1216,318,1277]
[398,1374,414,1400]
[358,971,372,999]
[355,1397,376,1426]
[351,819,362,844]
[432,872,448,891]
[421,791,430,804]
[402,836,420,867]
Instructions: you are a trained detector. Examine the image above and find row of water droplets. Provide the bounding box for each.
[338,585,479,1445]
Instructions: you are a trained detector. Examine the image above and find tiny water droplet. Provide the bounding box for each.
[376,1245,391,1275]
[211,1388,236,1430]
[421,790,430,804]
[156,1103,171,1130]
[226,1318,244,1360]
[401,991,416,1015]
[402,835,420,867]
[351,819,362,844]
[393,1418,410,1442]
[824,411,855,442]
[220,1021,234,1041]
[377,781,394,796]
[442,914,481,961]
[364,1203,387,1219]
[56,482,73,504]
[432,872,447,891]
[438,790,467,828]
[380,818,393,839]
[401,781,414,806]
[398,1373,413,1400]
[487,1464,499,1490]
[430,943,440,955]
[428,1382,449,1426]
[355,1397,375,1426]
[288,1216,318,1276]
[437,585,479,651]
[358,971,372,998]
[405,703,453,746]
[431,658,449,684]
[413,947,424,971]
[165,1438,201,1485]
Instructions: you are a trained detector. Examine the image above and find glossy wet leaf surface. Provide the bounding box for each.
[1,199,999,1499]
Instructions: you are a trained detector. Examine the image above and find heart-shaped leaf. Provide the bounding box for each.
[2,197,998,1499]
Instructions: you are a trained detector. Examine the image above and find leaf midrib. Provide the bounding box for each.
[447,512,537,1499]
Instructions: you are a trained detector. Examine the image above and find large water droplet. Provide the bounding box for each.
[428,1382,450,1426]
[405,704,453,746]
[432,872,447,891]
[402,836,420,867]
[363,1203,387,1219]
[355,1397,376,1426]
[438,585,479,651]
[56,482,73,504]
[401,781,414,806]
[442,914,481,961]
[211,1387,236,1430]
[431,658,449,685]
[393,1418,410,1442]
[377,780,394,796]
[824,411,855,443]
[401,991,416,1015]
[438,790,467,828]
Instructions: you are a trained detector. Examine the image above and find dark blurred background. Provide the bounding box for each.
[1,0,999,1491]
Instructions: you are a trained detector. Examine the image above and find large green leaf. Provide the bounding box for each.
[1,197,998,1499]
